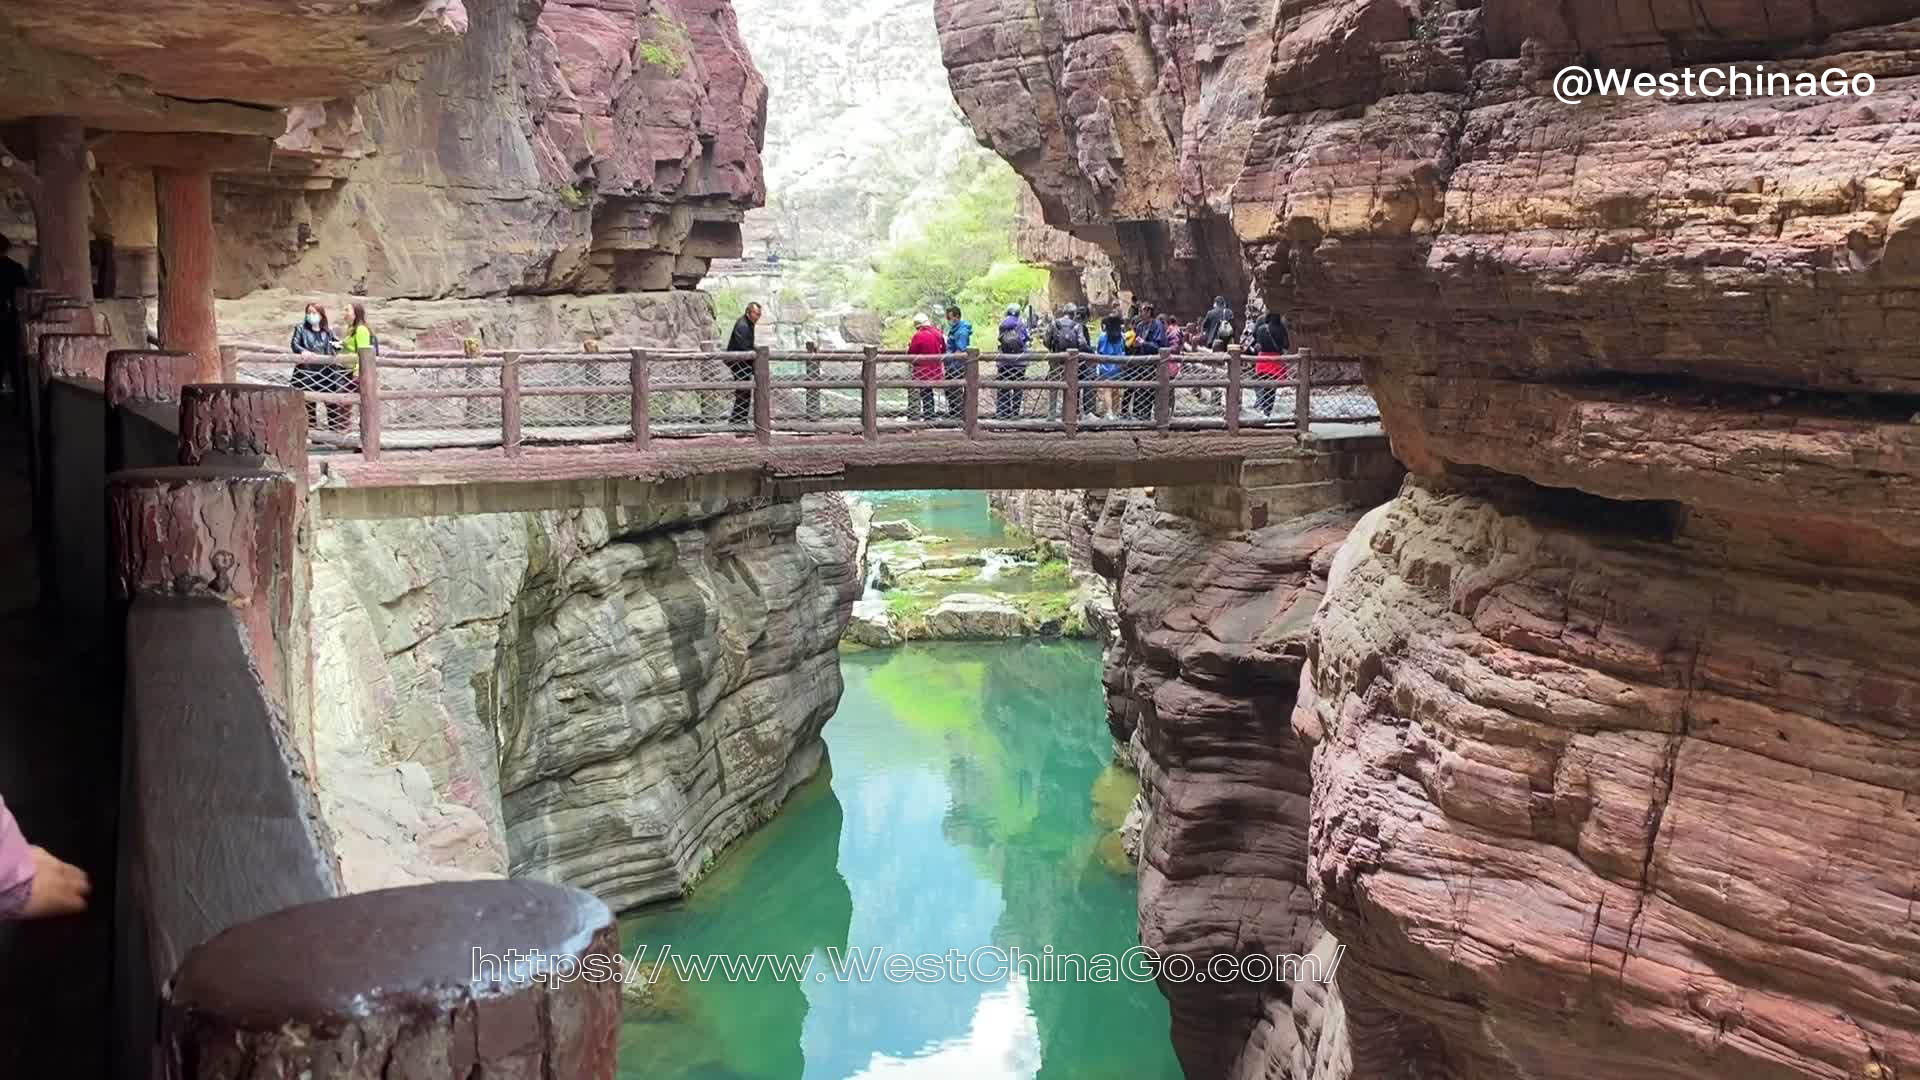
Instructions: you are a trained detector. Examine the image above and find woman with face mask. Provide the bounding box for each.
[291,301,344,429]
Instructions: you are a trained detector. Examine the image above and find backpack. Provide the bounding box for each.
[999,323,1025,352]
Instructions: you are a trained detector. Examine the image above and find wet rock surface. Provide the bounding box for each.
[306,493,860,911]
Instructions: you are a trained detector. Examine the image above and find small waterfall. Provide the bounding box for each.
[861,556,885,599]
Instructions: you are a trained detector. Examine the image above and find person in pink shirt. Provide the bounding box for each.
[0,795,89,919]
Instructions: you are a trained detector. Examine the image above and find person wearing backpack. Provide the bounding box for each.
[995,304,1029,420]
[1045,305,1089,420]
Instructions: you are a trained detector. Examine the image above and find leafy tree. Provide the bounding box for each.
[866,159,1048,347]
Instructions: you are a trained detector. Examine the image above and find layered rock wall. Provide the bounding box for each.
[306,492,861,911]
[215,0,766,300]
[936,0,1270,311]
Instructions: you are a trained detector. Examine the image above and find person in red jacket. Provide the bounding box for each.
[906,313,946,422]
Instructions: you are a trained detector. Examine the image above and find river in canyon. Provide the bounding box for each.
[617,492,1180,1079]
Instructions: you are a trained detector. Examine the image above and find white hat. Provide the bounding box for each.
[913,313,930,326]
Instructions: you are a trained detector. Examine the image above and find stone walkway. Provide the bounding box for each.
[0,404,116,1077]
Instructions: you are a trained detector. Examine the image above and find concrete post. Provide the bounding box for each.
[155,168,220,383]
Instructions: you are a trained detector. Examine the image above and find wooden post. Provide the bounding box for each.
[1062,351,1080,435]
[962,347,981,438]
[33,117,93,304]
[500,351,522,457]
[1225,345,1243,434]
[804,342,821,422]
[1155,347,1173,432]
[155,167,221,383]
[217,345,237,382]
[1294,347,1313,433]
[752,345,772,445]
[630,348,651,451]
[356,346,380,460]
[861,346,878,441]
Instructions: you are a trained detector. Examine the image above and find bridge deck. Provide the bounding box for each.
[312,424,1388,519]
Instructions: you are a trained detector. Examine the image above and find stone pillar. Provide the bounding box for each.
[155,168,219,384]
[159,881,621,1079]
[109,467,297,707]
[33,117,93,305]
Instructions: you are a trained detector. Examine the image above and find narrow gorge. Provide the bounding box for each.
[5,0,1915,1074]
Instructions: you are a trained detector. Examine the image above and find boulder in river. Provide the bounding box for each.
[924,593,1027,639]
[869,519,922,541]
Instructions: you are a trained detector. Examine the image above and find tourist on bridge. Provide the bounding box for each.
[996,303,1029,420]
[1095,315,1128,419]
[943,305,972,420]
[907,313,946,423]
[1125,303,1168,420]
[1252,311,1291,417]
[332,303,377,433]
[1045,304,1089,420]
[290,301,348,431]
[726,301,761,428]
[1202,296,1234,351]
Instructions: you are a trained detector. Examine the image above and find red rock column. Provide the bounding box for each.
[33,117,93,305]
[105,350,193,411]
[155,168,220,384]
[177,384,314,761]
[109,467,296,707]
[40,332,110,384]
[159,881,621,1079]
[178,385,309,477]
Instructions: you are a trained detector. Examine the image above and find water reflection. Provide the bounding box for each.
[619,640,1178,1080]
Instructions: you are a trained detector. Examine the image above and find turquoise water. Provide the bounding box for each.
[862,490,1013,547]
[616,639,1180,1079]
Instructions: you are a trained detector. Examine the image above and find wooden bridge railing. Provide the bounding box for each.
[220,343,1376,461]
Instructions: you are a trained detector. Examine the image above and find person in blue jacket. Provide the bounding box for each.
[1093,314,1128,419]
[942,305,972,419]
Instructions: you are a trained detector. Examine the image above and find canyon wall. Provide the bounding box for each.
[966,2,1920,1078]
[305,492,862,912]
[934,0,1273,312]
[992,439,1403,1078]
[218,0,766,301]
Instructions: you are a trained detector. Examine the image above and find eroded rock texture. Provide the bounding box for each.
[935,0,1270,310]
[216,0,766,298]
[306,493,860,911]
[1232,6,1920,1080]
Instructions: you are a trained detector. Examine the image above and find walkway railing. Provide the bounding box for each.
[221,343,1376,460]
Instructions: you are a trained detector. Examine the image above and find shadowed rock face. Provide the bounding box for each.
[0,1,467,115]
[305,493,861,912]
[215,0,766,299]
[934,0,1269,310]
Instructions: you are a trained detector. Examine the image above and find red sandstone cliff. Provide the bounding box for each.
[962,3,1920,1078]
[218,0,766,299]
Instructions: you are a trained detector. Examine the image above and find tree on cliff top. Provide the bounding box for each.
[866,159,1047,348]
